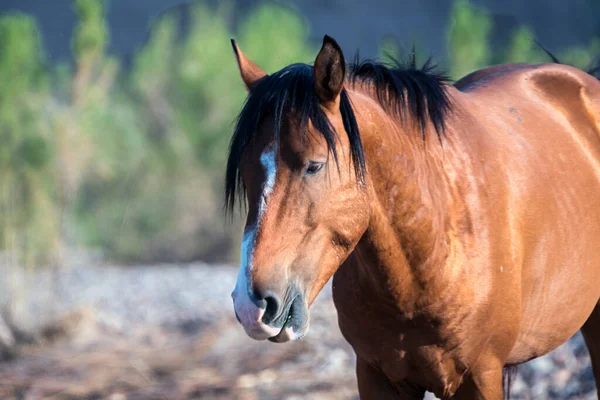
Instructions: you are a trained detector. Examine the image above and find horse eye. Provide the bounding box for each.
[305,161,324,175]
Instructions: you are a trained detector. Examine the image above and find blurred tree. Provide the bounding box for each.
[52,0,124,265]
[0,13,58,334]
[0,13,56,267]
[447,0,492,79]
[236,3,315,73]
[70,0,169,262]
[500,26,548,64]
[558,38,600,71]
[175,1,241,169]
[130,13,179,151]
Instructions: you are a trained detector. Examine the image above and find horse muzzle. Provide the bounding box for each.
[231,285,309,343]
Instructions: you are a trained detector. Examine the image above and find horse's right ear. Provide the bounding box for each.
[231,38,267,92]
[313,35,346,107]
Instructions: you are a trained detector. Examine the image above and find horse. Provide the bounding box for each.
[225,34,600,399]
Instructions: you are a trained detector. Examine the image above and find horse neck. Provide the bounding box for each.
[347,87,453,314]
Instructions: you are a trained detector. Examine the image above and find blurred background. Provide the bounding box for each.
[0,0,597,399]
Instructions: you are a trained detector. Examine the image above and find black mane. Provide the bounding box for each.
[225,54,451,214]
[349,54,451,139]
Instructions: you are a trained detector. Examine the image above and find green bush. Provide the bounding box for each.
[501,26,549,65]
[446,0,492,79]
[0,13,57,267]
[558,38,600,70]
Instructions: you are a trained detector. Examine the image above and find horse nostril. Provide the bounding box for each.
[261,294,280,325]
[251,287,280,325]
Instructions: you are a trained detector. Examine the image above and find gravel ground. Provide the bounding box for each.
[1,262,240,331]
[0,261,596,399]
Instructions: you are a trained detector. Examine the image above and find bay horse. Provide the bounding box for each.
[226,35,600,399]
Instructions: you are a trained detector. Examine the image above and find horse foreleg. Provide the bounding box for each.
[581,303,600,398]
[356,357,425,399]
[452,360,504,400]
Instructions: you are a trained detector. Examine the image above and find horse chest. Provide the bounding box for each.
[336,306,465,395]
[333,281,465,393]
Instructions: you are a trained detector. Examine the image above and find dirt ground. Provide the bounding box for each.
[0,263,360,400]
[0,297,359,399]
[0,263,595,400]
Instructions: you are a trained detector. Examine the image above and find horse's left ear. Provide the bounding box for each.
[313,35,346,106]
[231,38,267,92]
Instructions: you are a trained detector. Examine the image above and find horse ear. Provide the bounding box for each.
[231,38,267,91]
[313,35,346,106]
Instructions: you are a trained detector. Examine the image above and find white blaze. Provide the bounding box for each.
[232,143,279,339]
